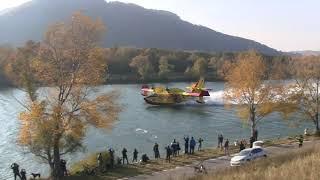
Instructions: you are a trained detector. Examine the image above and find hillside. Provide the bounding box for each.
[0,0,279,55]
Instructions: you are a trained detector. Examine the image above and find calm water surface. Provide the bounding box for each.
[0,82,312,179]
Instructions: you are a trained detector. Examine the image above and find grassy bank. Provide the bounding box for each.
[68,147,238,180]
[190,143,320,180]
[66,135,318,180]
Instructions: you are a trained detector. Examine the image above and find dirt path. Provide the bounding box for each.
[126,140,319,180]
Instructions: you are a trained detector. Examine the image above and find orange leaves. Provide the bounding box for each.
[18,102,46,146]
[130,55,154,79]
[11,12,121,165]
[80,91,121,130]
[70,11,106,46]
[38,11,108,87]
[77,47,108,85]
[223,51,280,125]
[224,51,267,103]
[226,51,266,92]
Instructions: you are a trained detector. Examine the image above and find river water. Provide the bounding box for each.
[0,82,312,179]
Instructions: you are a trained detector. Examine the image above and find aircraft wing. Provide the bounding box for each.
[141,88,154,92]
[201,88,212,91]
[182,92,201,97]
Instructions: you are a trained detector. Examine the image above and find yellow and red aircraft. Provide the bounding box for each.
[141,78,211,105]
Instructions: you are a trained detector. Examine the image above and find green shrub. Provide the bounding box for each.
[71,151,110,174]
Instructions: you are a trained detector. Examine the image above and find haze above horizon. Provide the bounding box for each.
[0,0,319,52]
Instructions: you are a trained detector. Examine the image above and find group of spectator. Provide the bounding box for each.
[99,136,205,166]
[217,134,230,156]
[10,159,67,180]
[104,133,256,167]
[10,163,25,180]
[97,146,152,172]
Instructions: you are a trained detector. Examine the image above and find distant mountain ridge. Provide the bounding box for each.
[0,0,280,55]
[287,50,320,57]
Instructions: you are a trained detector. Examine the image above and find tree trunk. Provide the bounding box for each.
[47,152,54,177]
[315,113,320,135]
[49,162,54,177]
[52,138,62,180]
[250,106,257,140]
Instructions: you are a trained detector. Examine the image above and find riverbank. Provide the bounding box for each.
[66,134,320,180]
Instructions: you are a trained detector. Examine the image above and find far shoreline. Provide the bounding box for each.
[0,78,225,89]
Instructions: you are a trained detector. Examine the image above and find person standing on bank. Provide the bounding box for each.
[122,148,129,164]
[190,137,196,154]
[239,140,245,152]
[218,134,224,150]
[109,148,115,168]
[171,139,178,157]
[133,149,139,162]
[153,143,160,159]
[250,136,255,148]
[177,142,181,155]
[224,139,230,156]
[184,136,189,154]
[165,145,172,163]
[198,138,203,151]
[97,153,103,171]
[20,169,27,180]
[10,163,21,180]
[297,135,304,148]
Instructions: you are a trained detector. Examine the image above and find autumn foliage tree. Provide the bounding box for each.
[191,57,207,78]
[5,41,40,101]
[7,12,121,179]
[0,45,15,84]
[158,56,174,78]
[129,54,154,80]
[223,51,281,140]
[289,56,320,134]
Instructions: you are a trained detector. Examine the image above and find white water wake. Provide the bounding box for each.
[135,128,148,134]
[184,90,227,106]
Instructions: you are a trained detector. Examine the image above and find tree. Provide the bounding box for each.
[130,54,154,80]
[223,51,281,140]
[158,56,174,78]
[191,57,207,78]
[4,41,40,100]
[208,57,218,76]
[0,45,15,85]
[289,56,320,134]
[187,53,199,62]
[7,12,121,179]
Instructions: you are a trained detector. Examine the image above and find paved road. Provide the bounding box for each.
[126,140,318,180]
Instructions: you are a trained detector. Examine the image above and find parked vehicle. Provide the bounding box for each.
[230,147,267,166]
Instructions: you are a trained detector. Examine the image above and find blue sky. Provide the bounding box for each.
[0,0,319,51]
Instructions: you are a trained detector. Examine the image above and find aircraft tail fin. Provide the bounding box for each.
[190,77,205,92]
[196,77,205,89]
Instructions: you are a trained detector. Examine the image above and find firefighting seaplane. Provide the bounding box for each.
[141,78,211,105]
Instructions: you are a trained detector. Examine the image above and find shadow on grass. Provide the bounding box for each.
[65,165,146,180]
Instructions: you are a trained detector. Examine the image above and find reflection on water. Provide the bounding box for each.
[0,82,312,179]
